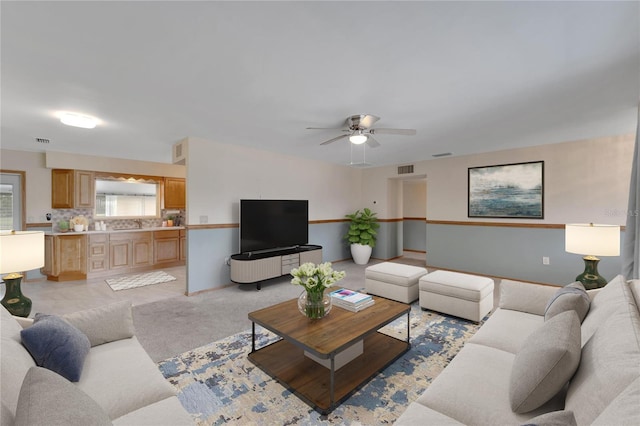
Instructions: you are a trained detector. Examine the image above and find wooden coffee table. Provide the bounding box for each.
[248,295,410,414]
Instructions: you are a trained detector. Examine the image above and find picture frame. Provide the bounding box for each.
[468,161,544,219]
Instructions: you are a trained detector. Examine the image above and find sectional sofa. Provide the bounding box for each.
[395,274,640,425]
[1,301,193,425]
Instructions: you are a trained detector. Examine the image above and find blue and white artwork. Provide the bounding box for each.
[468,161,543,218]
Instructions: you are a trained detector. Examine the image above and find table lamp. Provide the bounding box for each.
[565,223,620,290]
[0,231,44,317]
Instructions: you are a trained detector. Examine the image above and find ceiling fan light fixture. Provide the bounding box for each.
[60,112,98,129]
[349,133,368,145]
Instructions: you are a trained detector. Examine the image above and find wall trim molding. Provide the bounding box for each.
[427,220,626,231]
[404,217,427,221]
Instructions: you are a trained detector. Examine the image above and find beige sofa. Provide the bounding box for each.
[1,301,193,426]
[395,274,640,425]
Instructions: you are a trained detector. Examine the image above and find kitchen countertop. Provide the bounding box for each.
[46,226,185,236]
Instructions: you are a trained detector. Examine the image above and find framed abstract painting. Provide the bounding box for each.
[468,161,544,219]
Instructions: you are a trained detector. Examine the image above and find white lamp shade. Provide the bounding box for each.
[0,231,45,274]
[565,224,620,257]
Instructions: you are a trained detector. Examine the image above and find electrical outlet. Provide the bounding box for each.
[224,257,231,266]
[542,256,550,265]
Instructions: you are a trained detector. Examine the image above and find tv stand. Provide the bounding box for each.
[230,245,322,290]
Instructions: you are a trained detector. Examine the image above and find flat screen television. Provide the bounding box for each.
[240,199,309,253]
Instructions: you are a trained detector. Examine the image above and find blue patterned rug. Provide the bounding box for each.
[158,303,482,425]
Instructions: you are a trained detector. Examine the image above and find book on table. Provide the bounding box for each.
[330,288,375,312]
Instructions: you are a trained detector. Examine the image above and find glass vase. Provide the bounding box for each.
[298,290,332,319]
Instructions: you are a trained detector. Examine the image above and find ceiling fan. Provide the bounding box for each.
[307,114,416,148]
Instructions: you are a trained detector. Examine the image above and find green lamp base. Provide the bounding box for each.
[575,256,608,290]
[1,275,32,317]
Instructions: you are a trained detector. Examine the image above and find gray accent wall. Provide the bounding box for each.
[426,222,624,286]
[372,221,403,260]
[186,221,351,293]
[403,219,426,252]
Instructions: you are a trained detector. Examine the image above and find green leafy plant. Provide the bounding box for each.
[344,208,380,247]
[58,220,69,232]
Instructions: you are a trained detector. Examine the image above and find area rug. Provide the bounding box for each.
[158,303,483,425]
[106,270,176,291]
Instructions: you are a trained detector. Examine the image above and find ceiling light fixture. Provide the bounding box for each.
[60,112,98,129]
[349,132,368,145]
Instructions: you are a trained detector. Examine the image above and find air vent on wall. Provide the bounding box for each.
[432,152,452,158]
[35,137,50,144]
[398,165,414,175]
[172,139,187,164]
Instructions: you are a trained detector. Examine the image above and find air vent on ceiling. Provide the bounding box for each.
[35,137,50,144]
[432,152,452,158]
[398,165,414,175]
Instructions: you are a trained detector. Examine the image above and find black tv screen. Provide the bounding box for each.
[240,199,309,253]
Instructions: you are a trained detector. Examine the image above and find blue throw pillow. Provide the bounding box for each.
[20,314,91,382]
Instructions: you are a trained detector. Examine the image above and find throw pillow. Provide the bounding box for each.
[14,367,112,426]
[63,300,135,347]
[544,281,590,322]
[509,310,581,413]
[20,314,90,382]
[521,410,577,426]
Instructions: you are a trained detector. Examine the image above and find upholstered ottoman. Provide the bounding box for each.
[365,262,428,304]
[419,270,494,322]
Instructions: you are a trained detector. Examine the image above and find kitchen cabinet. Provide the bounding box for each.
[164,177,185,210]
[88,233,109,273]
[180,229,186,261]
[44,228,185,281]
[154,230,181,265]
[51,169,95,208]
[42,234,87,281]
[109,232,152,272]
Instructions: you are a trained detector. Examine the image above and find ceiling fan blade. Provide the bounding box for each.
[306,127,349,131]
[358,114,381,129]
[371,128,417,136]
[320,134,349,145]
[366,136,381,148]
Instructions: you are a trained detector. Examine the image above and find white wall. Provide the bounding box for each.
[364,134,634,226]
[403,180,427,218]
[185,137,363,224]
[0,149,186,224]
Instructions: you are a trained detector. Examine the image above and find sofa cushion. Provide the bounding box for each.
[77,336,177,419]
[580,274,628,344]
[468,308,544,354]
[509,310,581,413]
[417,342,565,425]
[565,279,640,425]
[1,307,37,424]
[112,397,194,426]
[63,300,135,347]
[591,376,640,426]
[544,282,590,322]
[14,367,112,426]
[520,410,577,426]
[20,314,90,382]
[499,280,559,316]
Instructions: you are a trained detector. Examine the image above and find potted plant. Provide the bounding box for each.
[344,208,379,265]
[58,220,69,233]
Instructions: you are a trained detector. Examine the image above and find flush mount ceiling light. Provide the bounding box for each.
[60,112,98,129]
[349,131,368,145]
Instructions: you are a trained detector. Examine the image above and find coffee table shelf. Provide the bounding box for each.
[248,296,410,414]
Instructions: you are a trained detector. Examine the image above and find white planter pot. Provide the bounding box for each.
[350,243,373,265]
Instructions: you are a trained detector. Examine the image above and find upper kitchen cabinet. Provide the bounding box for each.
[164,177,185,210]
[51,169,95,209]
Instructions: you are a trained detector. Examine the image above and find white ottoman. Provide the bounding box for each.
[419,270,494,322]
[365,262,428,304]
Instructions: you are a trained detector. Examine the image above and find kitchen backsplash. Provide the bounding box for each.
[51,209,185,232]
